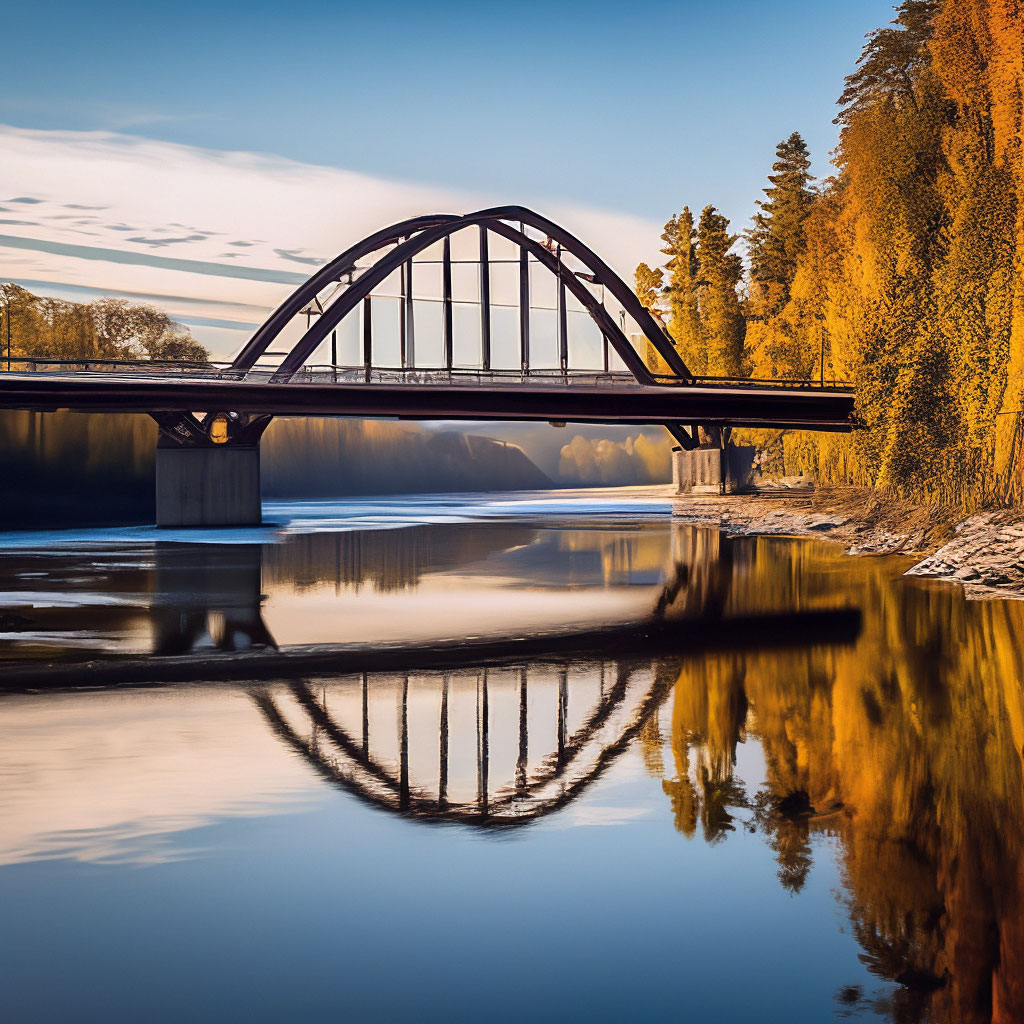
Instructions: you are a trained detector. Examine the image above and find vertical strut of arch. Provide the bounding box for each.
[442,236,453,370]
[519,241,530,373]
[362,296,372,382]
[439,673,450,807]
[556,244,568,373]
[479,227,491,373]
[399,675,410,811]
[516,667,528,793]
[402,258,414,368]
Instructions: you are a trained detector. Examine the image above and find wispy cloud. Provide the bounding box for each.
[0,233,309,285]
[274,248,326,266]
[0,124,664,356]
[126,233,209,247]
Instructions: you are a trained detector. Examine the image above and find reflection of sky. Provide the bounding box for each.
[0,676,889,1022]
[263,571,658,646]
[0,688,323,866]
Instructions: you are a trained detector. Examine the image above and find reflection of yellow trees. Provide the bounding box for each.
[662,652,749,844]
[638,716,664,778]
[652,541,1024,1022]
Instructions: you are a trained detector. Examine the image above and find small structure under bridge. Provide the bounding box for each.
[0,206,855,526]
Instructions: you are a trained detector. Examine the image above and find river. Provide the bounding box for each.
[1,489,1021,1023]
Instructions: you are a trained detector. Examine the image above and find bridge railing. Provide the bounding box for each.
[286,365,646,388]
[658,373,854,391]
[3,357,646,387]
[3,356,853,392]
[4,356,234,374]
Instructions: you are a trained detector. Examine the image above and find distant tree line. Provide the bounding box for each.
[637,0,1023,507]
[0,284,210,362]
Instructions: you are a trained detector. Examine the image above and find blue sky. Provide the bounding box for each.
[3,0,897,222]
[0,0,899,356]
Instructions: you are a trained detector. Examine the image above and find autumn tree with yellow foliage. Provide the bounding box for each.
[0,285,210,363]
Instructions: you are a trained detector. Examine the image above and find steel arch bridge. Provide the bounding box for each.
[0,206,856,525]
[162,204,851,452]
[1,206,855,453]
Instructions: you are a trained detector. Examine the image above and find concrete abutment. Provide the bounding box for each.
[155,442,262,527]
[672,446,756,495]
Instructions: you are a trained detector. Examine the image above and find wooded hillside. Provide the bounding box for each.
[638,0,1023,507]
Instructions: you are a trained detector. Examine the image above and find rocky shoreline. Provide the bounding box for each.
[671,486,1024,600]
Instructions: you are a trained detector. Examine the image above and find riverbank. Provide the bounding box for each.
[672,485,1024,600]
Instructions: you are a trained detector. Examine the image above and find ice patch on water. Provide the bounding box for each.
[0,631,125,650]
[0,524,283,551]
[0,489,673,551]
[268,490,673,535]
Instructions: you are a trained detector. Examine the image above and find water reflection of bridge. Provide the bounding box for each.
[255,663,680,828]
[252,608,859,832]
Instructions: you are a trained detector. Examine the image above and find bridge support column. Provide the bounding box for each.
[155,441,262,527]
[673,446,757,496]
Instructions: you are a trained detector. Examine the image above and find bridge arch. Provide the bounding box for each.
[236,206,693,385]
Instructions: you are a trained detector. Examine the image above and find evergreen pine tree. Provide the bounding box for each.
[696,206,746,377]
[747,132,815,316]
[660,207,705,374]
[634,262,669,374]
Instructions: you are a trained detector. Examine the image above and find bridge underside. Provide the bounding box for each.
[3,372,854,527]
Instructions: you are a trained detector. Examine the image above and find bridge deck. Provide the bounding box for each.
[0,369,856,431]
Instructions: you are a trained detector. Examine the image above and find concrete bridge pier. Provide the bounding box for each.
[672,445,757,496]
[155,440,262,527]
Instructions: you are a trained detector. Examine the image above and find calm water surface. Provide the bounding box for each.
[1,491,1022,1023]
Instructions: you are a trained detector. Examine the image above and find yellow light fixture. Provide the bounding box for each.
[209,413,230,444]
